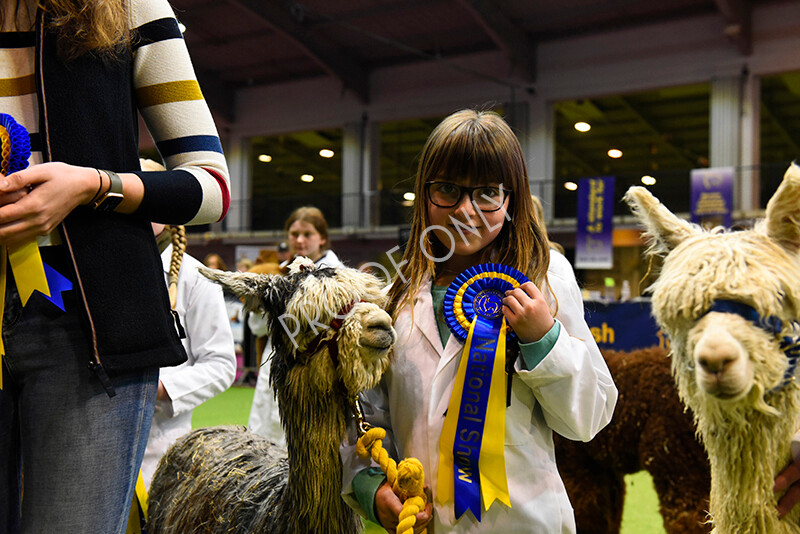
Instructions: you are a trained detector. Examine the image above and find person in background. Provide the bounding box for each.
[202,253,245,373]
[282,205,343,269]
[140,222,237,487]
[775,434,800,517]
[203,253,229,271]
[247,207,343,443]
[0,1,229,532]
[340,109,616,532]
[236,257,254,272]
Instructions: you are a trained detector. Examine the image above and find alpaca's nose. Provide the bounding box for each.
[364,313,396,346]
[693,324,742,374]
[365,313,392,332]
[697,352,736,374]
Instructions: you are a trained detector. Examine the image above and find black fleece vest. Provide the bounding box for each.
[35,15,186,371]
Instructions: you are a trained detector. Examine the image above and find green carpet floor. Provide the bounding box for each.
[192,386,667,533]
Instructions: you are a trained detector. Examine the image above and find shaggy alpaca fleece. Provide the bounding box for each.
[147,260,395,534]
[624,163,800,534]
[555,347,711,534]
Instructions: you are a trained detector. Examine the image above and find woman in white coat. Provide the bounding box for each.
[247,206,343,442]
[140,224,237,487]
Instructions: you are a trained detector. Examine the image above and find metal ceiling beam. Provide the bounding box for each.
[227,0,370,103]
[713,0,752,55]
[456,0,536,81]
[554,138,602,178]
[613,96,701,169]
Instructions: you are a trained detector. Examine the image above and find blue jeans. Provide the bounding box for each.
[0,248,158,534]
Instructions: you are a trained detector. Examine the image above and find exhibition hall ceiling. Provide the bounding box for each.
[171,0,765,116]
[169,0,800,224]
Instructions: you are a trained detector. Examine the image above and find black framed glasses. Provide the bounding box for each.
[425,181,510,212]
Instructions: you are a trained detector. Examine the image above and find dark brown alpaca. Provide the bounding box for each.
[555,347,711,534]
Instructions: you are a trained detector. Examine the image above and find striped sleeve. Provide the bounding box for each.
[129,0,230,225]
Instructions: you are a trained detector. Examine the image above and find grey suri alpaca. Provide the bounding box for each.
[147,258,396,534]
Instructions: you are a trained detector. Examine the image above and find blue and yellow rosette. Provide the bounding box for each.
[437,263,529,521]
[0,114,72,389]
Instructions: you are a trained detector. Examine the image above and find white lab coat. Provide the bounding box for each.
[248,249,344,442]
[140,246,238,487]
[341,251,618,533]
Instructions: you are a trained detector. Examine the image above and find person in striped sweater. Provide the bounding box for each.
[0,1,230,532]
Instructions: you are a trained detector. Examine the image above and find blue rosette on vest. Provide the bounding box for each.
[0,114,72,390]
[0,113,31,175]
[437,263,529,521]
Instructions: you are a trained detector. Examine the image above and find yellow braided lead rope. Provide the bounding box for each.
[356,427,427,534]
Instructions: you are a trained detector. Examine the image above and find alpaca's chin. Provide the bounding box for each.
[363,338,394,352]
[347,351,391,392]
[695,361,754,401]
[364,348,392,373]
[361,327,397,351]
[702,388,749,401]
[697,375,751,400]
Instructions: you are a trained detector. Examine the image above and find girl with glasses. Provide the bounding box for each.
[342,109,617,533]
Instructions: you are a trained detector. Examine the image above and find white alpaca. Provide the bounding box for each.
[147,259,395,534]
[624,163,800,534]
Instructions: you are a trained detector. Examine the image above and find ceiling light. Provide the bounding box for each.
[403,192,415,201]
[564,181,578,191]
[300,174,314,183]
[258,154,272,163]
[574,122,591,132]
[319,149,334,158]
[641,175,656,185]
[607,148,623,159]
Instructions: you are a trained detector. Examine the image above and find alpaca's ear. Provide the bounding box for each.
[765,162,800,256]
[623,186,698,256]
[198,267,284,313]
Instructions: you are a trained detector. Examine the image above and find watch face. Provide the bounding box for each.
[93,170,124,212]
[94,191,124,212]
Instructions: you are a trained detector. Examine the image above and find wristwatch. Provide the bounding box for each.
[92,170,124,212]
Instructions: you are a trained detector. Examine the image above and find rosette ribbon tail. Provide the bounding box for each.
[8,240,51,306]
[0,240,52,389]
[479,319,511,511]
[126,469,149,534]
[437,315,511,521]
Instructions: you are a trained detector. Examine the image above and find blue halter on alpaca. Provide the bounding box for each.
[704,299,800,390]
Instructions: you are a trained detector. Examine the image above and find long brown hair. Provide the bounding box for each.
[2,0,131,58]
[386,109,551,318]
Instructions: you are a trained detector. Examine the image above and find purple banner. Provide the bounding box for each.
[690,167,733,228]
[575,176,615,269]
